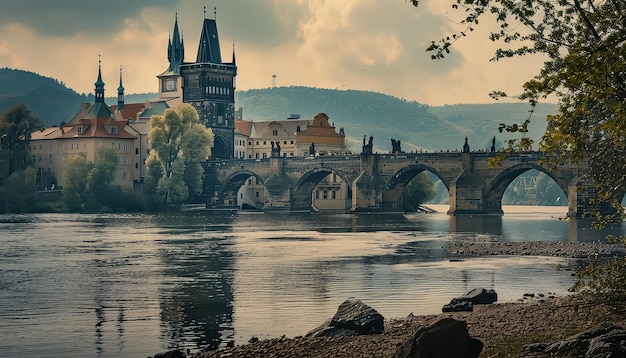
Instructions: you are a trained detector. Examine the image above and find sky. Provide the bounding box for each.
[0,0,546,106]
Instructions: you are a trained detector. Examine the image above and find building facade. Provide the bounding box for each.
[235,113,350,211]
[31,64,137,190]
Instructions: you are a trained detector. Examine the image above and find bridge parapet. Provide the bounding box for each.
[203,151,611,217]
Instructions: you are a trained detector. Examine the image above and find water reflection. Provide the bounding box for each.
[153,213,236,352]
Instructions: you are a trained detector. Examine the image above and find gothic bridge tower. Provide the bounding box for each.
[180,8,237,159]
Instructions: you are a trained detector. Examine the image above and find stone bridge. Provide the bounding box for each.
[201,151,608,217]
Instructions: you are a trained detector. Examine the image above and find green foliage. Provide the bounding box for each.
[62,146,144,212]
[0,167,37,213]
[574,256,626,302]
[0,103,44,174]
[402,172,436,212]
[412,1,626,221]
[411,0,626,302]
[146,103,213,206]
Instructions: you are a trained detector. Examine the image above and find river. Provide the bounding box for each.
[0,205,624,357]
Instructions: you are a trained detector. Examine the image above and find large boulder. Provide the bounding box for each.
[442,288,497,312]
[306,297,384,337]
[394,318,482,358]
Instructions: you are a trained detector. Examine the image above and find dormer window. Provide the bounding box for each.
[110,126,117,135]
[77,126,83,134]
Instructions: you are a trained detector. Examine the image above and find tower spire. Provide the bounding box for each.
[94,55,105,103]
[117,64,124,110]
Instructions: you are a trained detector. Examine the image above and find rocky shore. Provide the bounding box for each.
[153,240,626,358]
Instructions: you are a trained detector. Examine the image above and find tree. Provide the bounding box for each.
[146,103,213,206]
[62,153,94,211]
[410,0,626,219]
[0,103,44,174]
[410,0,626,300]
[402,171,436,212]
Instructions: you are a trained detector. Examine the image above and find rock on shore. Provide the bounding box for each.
[189,295,625,358]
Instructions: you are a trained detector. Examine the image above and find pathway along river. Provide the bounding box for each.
[1,206,624,357]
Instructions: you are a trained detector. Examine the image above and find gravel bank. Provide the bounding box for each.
[182,241,626,358]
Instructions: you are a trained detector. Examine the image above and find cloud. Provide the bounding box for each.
[0,0,175,38]
[0,0,546,105]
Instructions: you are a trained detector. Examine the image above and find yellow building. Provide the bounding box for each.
[31,64,137,190]
[235,113,350,211]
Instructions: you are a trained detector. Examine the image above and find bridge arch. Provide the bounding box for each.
[291,167,352,211]
[382,164,449,211]
[219,170,266,208]
[211,133,232,160]
[483,163,571,213]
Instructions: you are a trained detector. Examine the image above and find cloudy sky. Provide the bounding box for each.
[0,0,545,106]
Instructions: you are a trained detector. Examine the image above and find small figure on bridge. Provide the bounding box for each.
[363,135,374,154]
[463,137,470,153]
[391,138,403,154]
[491,136,496,152]
[309,142,316,156]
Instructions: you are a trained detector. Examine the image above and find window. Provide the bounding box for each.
[284,141,287,145]
[135,148,139,155]
[135,163,139,169]
[62,155,67,165]
[77,126,83,134]
[256,141,259,145]
[255,191,259,198]
[255,153,259,159]
[248,141,252,146]
[263,141,266,145]
[83,144,87,150]
[332,191,336,199]
[121,171,128,180]
[315,190,319,199]
[290,140,294,144]
[32,145,36,151]
[262,153,267,159]
[248,154,252,159]
[323,190,328,199]
[248,178,252,185]
[39,144,43,150]
[123,143,129,150]
[110,126,117,135]
[272,130,278,136]
[122,156,128,164]
[48,155,53,164]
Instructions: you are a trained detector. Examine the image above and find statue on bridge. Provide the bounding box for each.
[490,136,496,153]
[271,141,282,158]
[391,138,403,154]
[463,137,470,153]
[309,142,316,156]
[362,135,374,155]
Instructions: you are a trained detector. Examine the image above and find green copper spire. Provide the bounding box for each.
[117,64,124,110]
[95,55,105,103]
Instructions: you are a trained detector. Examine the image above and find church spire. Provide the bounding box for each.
[166,12,184,74]
[117,64,125,110]
[95,55,105,103]
[232,43,236,66]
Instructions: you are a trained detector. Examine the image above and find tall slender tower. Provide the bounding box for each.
[157,13,185,104]
[180,8,237,159]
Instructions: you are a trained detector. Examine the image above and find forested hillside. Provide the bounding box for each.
[1,68,558,152]
[236,87,557,152]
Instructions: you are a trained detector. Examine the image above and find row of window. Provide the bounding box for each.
[315,190,337,200]
[247,140,295,146]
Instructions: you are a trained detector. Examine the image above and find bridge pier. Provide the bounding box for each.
[447,169,503,215]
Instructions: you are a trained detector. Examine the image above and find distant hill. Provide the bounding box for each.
[0,68,88,126]
[0,68,158,127]
[236,87,557,152]
[1,68,558,152]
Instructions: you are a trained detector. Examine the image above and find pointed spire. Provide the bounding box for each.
[117,64,124,110]
[232,43,236,66]
[94,55,105,103]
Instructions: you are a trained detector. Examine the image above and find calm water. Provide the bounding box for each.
[1,206,624,357]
